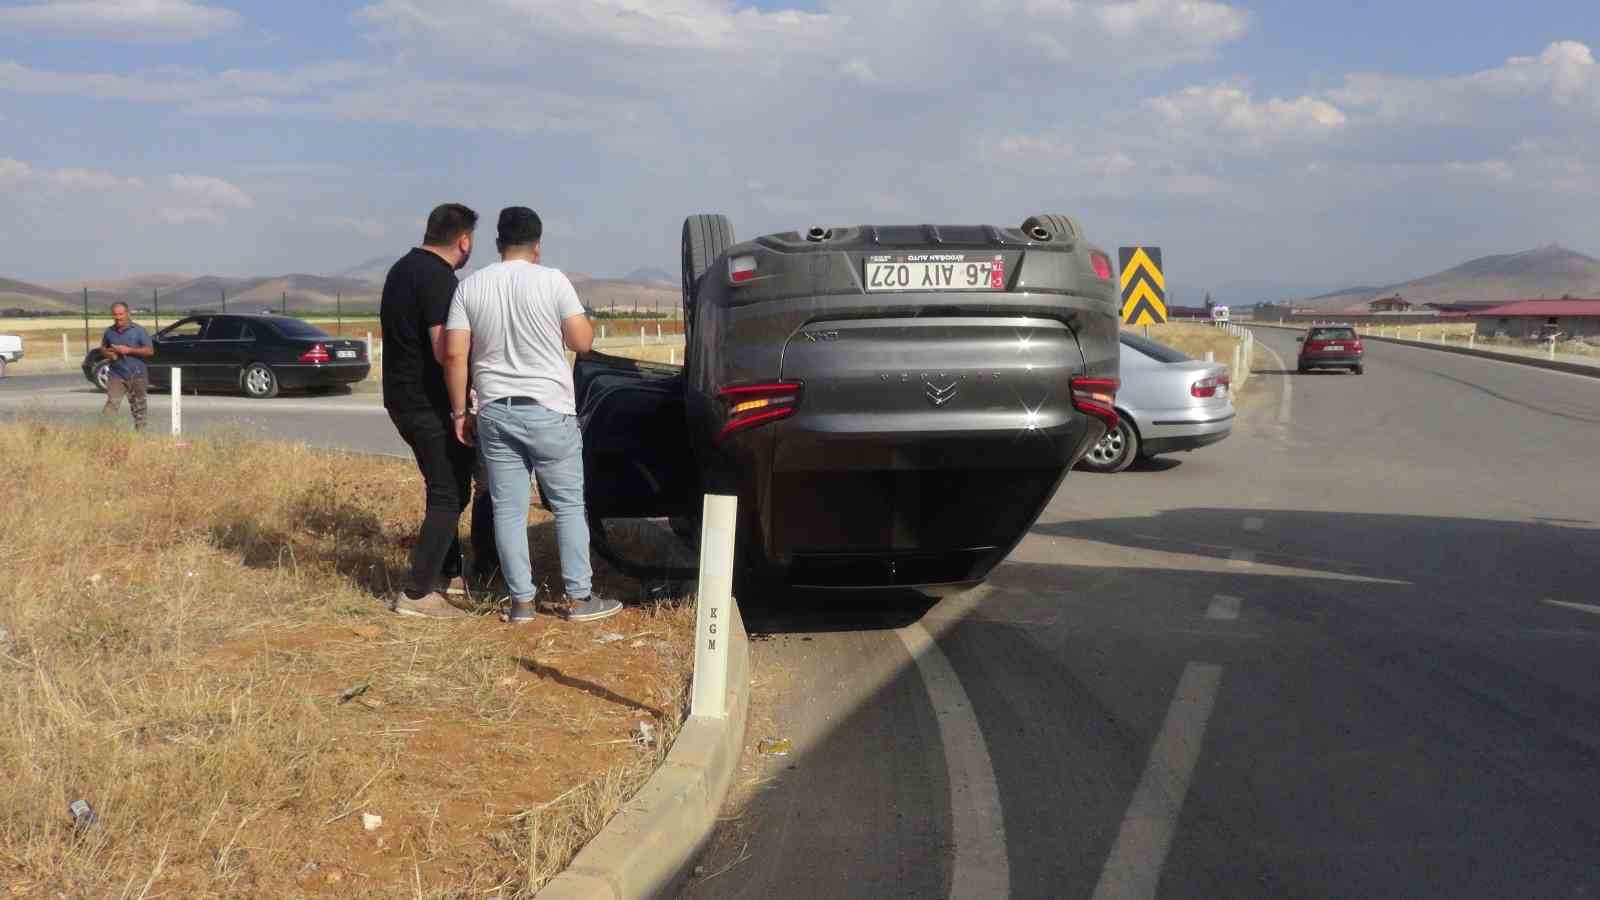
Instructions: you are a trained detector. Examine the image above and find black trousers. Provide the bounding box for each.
[388,407,498,592]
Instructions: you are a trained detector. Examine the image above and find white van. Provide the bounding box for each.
[0,334,21,377]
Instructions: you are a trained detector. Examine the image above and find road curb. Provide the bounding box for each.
[537,600,750,900]
[1246,322,1600,379]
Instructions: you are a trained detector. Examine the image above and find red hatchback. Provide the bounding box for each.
[1297,325,1365,374]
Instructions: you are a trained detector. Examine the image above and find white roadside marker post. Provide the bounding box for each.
[640,327,646,346]
[600,325,607,341]
[657,323,662,342]
[170,368,182,436]
[1469,333,1475,349]
[366,331,373,358]
[1205,351,1214,362]
[691,494,738,720]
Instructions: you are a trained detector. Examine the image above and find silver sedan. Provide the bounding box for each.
[1079,332,1235,472]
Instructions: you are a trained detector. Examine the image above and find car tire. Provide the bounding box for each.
[1021,214,1083,243]
[681,214,736,335]
[1080,416,1138,473]
[1297,364,1308,374]
[92,360,111,391]
[241,363,279,399]
[1353,365,1364,375]
[0,357,7,378]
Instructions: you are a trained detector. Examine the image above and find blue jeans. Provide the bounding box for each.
[477,401,593,603]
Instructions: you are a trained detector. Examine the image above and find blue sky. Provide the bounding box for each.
[1,0,1598,300]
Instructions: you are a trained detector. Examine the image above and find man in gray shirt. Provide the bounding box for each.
[100,302,154,431]
[444,207,620,624]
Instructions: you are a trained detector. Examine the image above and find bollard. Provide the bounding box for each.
[62,333,69,362]
[670,348,677,365]
[1205,351,1214,362]
[1469,333,1475,349]
[170,368,182,436]
[1415,329,1422,341]
[640,327,646,346]
[601,325,606,341]
[376,338,383,360]
[366,331,373,358]
[1233,345,1242,380]
[657,323,663,342]
[1549,340,1557,360]
[692,494,738,720]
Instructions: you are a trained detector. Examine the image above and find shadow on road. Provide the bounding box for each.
[686,506,1600,900]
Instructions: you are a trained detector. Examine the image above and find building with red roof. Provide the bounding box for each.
[1472,299,1600,339]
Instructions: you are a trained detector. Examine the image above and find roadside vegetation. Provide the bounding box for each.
[0,421,694,897]
[1141,322,1257,390]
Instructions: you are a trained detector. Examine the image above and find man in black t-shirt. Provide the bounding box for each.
[381,203,497,618]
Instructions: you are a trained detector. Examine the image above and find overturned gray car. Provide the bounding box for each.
[577,214,1121,591]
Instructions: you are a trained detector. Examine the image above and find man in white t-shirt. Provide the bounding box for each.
[444,207,619,624]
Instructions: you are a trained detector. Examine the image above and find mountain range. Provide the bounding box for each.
[1279,245,1600,311]
[2,262,680,315]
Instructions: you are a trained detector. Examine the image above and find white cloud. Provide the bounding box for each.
[154,207,226,226]
[0,0,240,42]
[1329,40,1600,124]
[355,0,836,54]
[168,174,254,210]
[1146,84,1347,147]
[0,157,144,191]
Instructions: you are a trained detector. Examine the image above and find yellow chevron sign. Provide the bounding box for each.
[1118,246,1166,325]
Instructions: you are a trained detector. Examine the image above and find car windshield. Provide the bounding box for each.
[1309,327,1357,340]
[1120,332,1192,363]
[269,319,333,339]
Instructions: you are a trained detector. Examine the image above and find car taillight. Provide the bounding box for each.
[729,255,758,284]
[1089,251,1113,280]
[717,381,801,442]
[1070,376,1119,429]
[1191,374,1230,398]
[299,343,331,363]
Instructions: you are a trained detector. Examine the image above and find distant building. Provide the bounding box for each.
[1368,295,1413,313]
[1472,299,1600,339]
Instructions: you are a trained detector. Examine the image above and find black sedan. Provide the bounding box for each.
[82,314,370,398]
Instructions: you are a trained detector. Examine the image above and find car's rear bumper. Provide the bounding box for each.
[1299,354,1362,368]
[273,362,371,389]
[1136,405,1234,456]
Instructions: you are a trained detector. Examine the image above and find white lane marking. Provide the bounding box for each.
[1227,549,1256,569]
[896,622,1010,899]
[1242,516,1265,532]
[1091,663,1224,900]
[1206,595,1241,621]
[1543,599,1600,617]
[1254,335,1293,423]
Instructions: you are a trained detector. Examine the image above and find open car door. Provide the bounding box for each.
[574,351,700,577]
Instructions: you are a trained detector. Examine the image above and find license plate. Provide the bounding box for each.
[1324,344,1343,351]
[865,254,1005,292]
[336,349,357,359]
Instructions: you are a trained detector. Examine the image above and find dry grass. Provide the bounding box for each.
[0,421,696,897]
[1358,322,1477,341]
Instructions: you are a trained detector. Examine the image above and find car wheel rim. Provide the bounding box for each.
[247,368,270,394]
[1089,426,1125,464]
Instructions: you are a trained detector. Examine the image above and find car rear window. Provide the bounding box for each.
[269,319,333,339]
[1309,327,1357,340]
[1120,333,1192,363]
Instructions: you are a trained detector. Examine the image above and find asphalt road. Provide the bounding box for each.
[7,335,1599,898]
[686,329,1600,899]
[0,371,408,456]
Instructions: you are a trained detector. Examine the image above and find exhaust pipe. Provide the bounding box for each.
[805,226,833,242]
[1028,225,1051,241]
